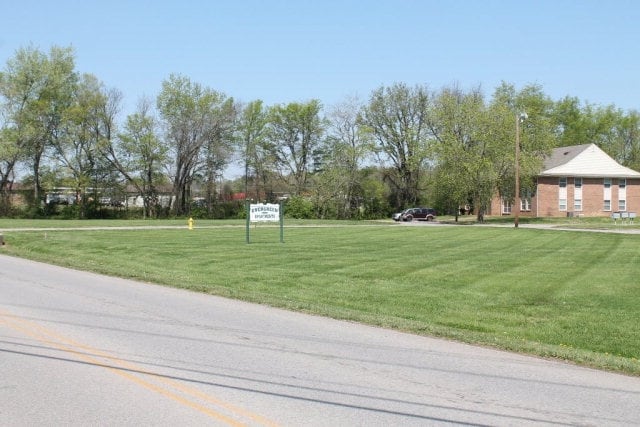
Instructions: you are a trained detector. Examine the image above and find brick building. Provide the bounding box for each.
[490,143,640,218]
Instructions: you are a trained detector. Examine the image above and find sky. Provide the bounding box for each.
[2,0,640,116]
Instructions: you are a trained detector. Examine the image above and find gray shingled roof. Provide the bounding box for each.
[543,144,591,170]
[539,144,640,178]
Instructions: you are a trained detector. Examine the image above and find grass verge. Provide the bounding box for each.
[1,219,639,375]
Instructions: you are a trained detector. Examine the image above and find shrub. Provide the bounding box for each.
[285,196,314,219]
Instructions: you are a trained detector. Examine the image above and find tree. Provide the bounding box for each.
[551,98,640,171]
[157,74,233,215]
[320,96,372,218]
[430,83,555,221]
[198,95,236,216]
[489,83,555,217]
[237,100,271,201]
[613,110,640,171]
[360,83,435,208]
[0,45,77,208]
[431,85,486,220]
[103,97,168,218]
[51,74,121,217]
[550,96,589,146]
[0,127,21,215]
[267,100,325,196]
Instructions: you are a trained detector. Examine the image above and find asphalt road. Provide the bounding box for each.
[1,254,639,426]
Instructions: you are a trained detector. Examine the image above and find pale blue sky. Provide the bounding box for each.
[2,0,640,115]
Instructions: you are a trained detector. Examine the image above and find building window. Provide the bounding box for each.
[502,199,512,214]
[619,200,627,211]
[618,178,627,211]
[574,199,582,211]
[603,178,612,211]
[559,177,567,211]
[519,189,532,212]
[573,178,582,212]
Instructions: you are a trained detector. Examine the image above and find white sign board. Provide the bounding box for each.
[250,203,280,222]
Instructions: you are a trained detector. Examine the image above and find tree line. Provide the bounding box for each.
[2,45,640,219]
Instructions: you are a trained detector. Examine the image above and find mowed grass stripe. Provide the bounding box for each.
[3,223,640,374]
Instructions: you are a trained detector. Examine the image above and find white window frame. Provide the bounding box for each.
[619,199,627,211]
[573,178,583,212]
[618,178,627,211]
[520,189,532,212]
[558,177,567,211]
[604,178,612,211]
[574,199,582,211]
[502,198,512,214]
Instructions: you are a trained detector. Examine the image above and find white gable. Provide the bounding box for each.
[540,144,640,178]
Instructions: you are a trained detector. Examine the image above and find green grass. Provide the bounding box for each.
[2,219,640,375]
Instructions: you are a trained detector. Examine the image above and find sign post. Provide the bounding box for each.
[245,200,250,244]
[246,201,284,243]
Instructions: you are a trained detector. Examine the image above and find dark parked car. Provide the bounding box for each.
[392,207,436,222]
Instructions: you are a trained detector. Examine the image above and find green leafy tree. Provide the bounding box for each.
[613,110,640,171]
[490,83,556,215]
[199,95,236,216]
[320,96,372,218]
[431,83,555,221]
[52,74,121,217]
[237,100,271,201]
[0,45,77,207]
[431,85,486,220]
[551,98,640,171]
[103,98,168,218]
[157,74,233,215]
[267,100,325,196]
[359,166,392,218]
[550,96,590,146]
[360,83,435,208]
[0,126,21,215]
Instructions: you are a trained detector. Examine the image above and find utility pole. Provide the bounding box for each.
[515,112,527,228]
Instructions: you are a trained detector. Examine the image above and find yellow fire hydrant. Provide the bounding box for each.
[188,217,194,230]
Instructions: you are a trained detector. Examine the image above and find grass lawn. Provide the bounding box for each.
[1,218,639,375]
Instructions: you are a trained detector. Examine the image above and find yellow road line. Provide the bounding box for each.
[0,309,279,427]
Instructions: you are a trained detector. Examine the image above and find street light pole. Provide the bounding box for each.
[514,112,527,228]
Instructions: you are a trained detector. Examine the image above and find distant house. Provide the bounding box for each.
[489,143,640,218]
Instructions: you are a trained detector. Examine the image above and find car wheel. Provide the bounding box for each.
[405,215,413,222]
